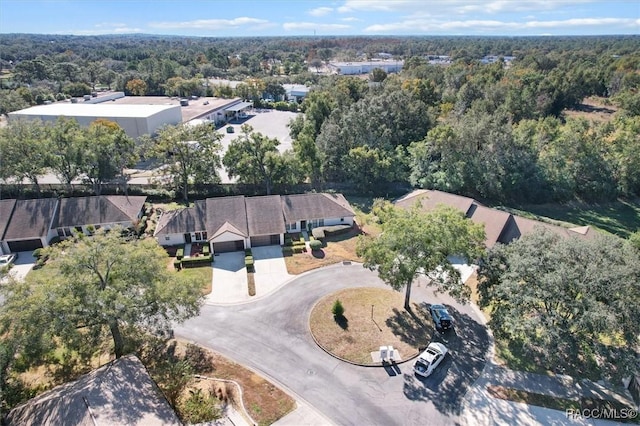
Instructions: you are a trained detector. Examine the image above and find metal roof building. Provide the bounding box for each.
[8,103,182,139]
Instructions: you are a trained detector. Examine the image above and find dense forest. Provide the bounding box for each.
[0,34,639,206]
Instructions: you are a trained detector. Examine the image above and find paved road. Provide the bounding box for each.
[174,263,490,426]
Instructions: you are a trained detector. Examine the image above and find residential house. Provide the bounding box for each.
[52,195,147,238]
[395,189,595,248]
[0,196,147,253]
[0,198,58,253]
[154,192,356,253]
[6,355,180,426]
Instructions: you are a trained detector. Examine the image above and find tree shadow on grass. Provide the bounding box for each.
[384,304,432,349]
[334,314,349,330]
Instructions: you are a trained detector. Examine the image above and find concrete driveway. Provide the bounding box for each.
[175,264,490,426]
[1,251,36,283]
[251,245,293,298]
[206,246,291,304]
[207,252,247,304]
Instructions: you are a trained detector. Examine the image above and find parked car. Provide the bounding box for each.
[430,304,453,332]
[414,342,448,378]
[0,253,18,268]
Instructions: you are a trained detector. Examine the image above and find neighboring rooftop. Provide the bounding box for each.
[6,355,180,426]
[281,193,355,223]
[2,198,58,240]
[8,103,178,119]
[394,189,595,248]
[110,95,241,122]
[53,196,146,228]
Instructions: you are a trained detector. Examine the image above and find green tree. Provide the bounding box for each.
[223,124,295,195]
[81,119,136,195]
[0,228,204,362]
[357,202,485,309]
[0,119,50,192]
[48,117,85,193]
[148,122,223,201]
[478,229,640,382]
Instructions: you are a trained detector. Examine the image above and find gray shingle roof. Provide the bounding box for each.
[3,198,58,240]
[52,196,146,228]
[154,201,207,235]
[394,189,476,216]
[206,196,248,237]
[6,355,180,426]
[245,195,286,236]
[0,199,17,240]
[281,193,355,223]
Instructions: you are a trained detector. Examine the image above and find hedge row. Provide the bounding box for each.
[179,255,212,268]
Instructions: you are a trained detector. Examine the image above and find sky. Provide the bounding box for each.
[0,0,638,37]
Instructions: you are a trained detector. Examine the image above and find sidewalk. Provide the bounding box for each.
[461,361,636,426]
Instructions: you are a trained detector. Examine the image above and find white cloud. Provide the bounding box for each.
[364,16,637,33]
[339,0,598,15]
[341,17,361,22]
[149,17,270,30]
[68,23,143,35]
[309,7,333,17]
[283,22,351,31]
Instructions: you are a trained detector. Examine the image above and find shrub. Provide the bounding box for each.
[284,237,293,246]
[202,245,210,255]
[32,248,43,259]
[244,249,252,256]
[299,236,305,244]
[176,248,184,260]
[309,240,322,251]
[282,246,293,256]
[293,245,306,254]
[178,388,222,424]
[332,299,345,317]
[173,259,182,270]
[180,255,212,268]
[183,343,214,373]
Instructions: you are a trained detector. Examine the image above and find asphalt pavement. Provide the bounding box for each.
[174,263,490,426]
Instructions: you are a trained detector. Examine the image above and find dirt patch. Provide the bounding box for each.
[172,340,296,425]
[564,96,618,123]
[309,287,433,364]
[487,384,580,412]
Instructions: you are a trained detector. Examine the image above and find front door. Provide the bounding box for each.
[300,220,307,231]
[184,233,192,243]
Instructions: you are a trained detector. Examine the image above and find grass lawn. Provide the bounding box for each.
[178,266,212,295]
[504,198,640,238]
[309,287,433,365]
[284,226,365,275]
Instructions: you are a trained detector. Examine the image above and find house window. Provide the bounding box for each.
[57,228,65,237]
[75,226,83,233]
[195,232,202,241]
[202,231,208,240]
[341,218,344,222]
[165,236,171,241]
[95,225,101,230]
[64,227,72,237]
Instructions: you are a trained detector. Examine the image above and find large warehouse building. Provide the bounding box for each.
[8,103,182,139]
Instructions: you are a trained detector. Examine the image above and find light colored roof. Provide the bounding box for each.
[394,189,476,216]
[6,355,180,426]
[224,101,253,112]
[9,103,179,119]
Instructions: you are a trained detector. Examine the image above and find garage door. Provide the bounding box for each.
[213,240,244,253]
[8,239,43,252]
[250,234,280,247]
